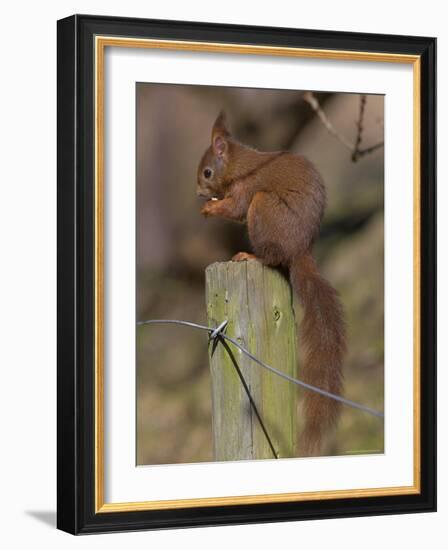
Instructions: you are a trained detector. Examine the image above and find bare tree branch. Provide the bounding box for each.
[352,94,367,159]
[303,92,384,162]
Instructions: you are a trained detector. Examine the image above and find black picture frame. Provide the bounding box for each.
[57,14,436,534]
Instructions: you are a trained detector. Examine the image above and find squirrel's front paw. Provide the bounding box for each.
[201,200,218,217]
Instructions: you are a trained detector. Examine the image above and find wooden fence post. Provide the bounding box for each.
[205,259,298,461]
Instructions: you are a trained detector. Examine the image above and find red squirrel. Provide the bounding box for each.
[197,112,346,456]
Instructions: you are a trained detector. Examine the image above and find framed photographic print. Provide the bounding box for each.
[57,14,436,534]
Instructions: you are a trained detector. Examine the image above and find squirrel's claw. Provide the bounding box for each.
[232,252,257,262]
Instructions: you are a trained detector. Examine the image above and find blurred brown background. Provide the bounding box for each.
[136,83,384,465]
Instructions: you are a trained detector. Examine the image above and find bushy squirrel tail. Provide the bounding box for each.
[290,252,346,456]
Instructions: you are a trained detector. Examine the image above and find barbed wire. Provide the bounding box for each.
[137,318,384,420]
[218,336,279,458]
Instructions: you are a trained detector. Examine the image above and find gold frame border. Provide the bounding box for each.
[94,36,421,513]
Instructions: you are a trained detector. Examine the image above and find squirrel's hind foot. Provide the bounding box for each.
[232,252,257,262]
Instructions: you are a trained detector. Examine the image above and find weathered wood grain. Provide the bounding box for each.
[205,260,298,461]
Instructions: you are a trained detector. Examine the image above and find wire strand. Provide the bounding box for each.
[219,337,278,459]
[137,318,384,419]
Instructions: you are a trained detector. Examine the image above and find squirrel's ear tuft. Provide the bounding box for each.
[212,111,229,135]
[212,111,230,158]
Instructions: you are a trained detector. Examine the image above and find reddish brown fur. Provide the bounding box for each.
[197,113,346,455]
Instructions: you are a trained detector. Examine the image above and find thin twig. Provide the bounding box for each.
[303,92,384,162]
[303,91,354,151]
[352,94,367,160]
[352,140,385,161]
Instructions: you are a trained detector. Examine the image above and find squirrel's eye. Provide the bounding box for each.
[203,168,212,179]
